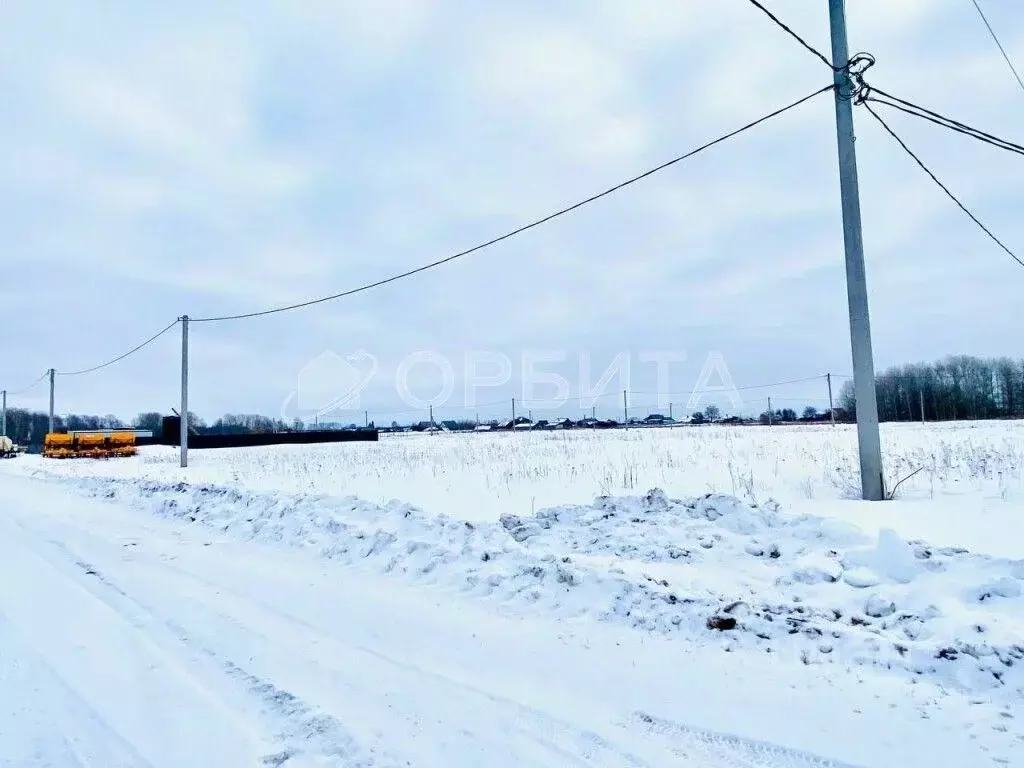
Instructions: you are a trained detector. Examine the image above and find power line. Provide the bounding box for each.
[968,0,1024,94]
[57,320,181,377]
[632,374,831,397]
[191,84,835,324]
[863,102,1024,270]
[6,371,49,396]
[741,0,835,69]
[862,87,1024,157]
[729,374,831,391]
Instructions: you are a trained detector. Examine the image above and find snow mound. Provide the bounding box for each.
[841,528,921,585]
[43,473,1024,698]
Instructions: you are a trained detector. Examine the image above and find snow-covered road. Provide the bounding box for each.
[0,473,1016,766]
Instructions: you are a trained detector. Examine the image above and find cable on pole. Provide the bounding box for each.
[968,0,1024,95]
[863,102,1024,270]
[57,319,182,377]
[861,87,1024,157]
[190,84,836,324]
[741,0,836,69]
[6,371,49,396]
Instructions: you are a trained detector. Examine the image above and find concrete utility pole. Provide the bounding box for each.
[48,368,55,434]
[829,0,884,500]
[364,410,369,428]
[623,390,628,426]
[1,389,6,437]
[669,402,673,421]
[767,397,773,426]
[827,373,836,426]
[180,315,189,468]
[511,398,516,423]
[920,389,925,423]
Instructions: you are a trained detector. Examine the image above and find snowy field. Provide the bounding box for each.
[2,421,1024,766]
[15,420,1024,551]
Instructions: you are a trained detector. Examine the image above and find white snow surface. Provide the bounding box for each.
[2,423,1024,766]
[13,421,1024,555]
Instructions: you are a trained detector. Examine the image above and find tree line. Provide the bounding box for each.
[839,355,1024,422]
[5,355,1021,445]
[1,410,304,446]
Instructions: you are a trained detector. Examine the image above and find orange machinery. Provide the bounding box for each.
[43,432,137,459]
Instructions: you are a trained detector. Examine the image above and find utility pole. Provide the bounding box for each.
[767,396,773,426]
[829,0,884,500]
[48,368,55,434]
[364,410,369,428]
[827,373,836,426]
[1,389,6,437]
[511,397,516,424]
[429,404,434,428]
[592,405,596,420]
[180,315,189,468]
[920,389,925,423]
[623,389,628,426]
[669,402,673,421]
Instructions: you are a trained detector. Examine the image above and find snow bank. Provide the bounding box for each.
[44,472,1024,700]
[12,420,1024,546]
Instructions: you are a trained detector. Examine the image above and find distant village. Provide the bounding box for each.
[369,406,848,434]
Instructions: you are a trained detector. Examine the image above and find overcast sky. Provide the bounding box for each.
[2,0,1022,424]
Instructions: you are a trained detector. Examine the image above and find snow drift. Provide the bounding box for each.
[40,471,1024,699]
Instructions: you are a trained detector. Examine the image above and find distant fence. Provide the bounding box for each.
[159,416,377,449]
[172,431,377,449]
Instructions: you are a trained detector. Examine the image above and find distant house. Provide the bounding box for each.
[412,420,445,433]
[512,421,534,431]
[474,424,492,432]
[642,414,675,426]
[498,417,533,430]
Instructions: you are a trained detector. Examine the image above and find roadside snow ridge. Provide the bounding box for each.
[45,474,1024,699]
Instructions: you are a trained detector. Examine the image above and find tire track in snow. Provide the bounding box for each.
[101,544,655,767]
[40,508,868,768]
[0,611,155,768]
[14,504,663,765]
[627,712,864,768]
[7,517,383,768]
